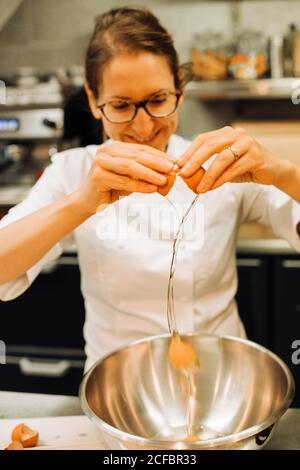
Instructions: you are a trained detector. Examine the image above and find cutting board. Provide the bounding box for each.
[0,416,108,450]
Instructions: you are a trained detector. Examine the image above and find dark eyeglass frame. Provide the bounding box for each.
[96,91,182,124]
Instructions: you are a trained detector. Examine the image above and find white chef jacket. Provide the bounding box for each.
[1,134,300,371]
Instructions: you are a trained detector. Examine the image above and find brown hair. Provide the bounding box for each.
[85,6,190,99]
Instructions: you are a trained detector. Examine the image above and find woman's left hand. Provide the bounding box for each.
[177,126,283,193]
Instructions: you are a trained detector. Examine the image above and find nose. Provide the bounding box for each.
[130,107,155,137]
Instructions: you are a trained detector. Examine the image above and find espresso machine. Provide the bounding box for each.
[0,70,66,201]
[0,107,63,199]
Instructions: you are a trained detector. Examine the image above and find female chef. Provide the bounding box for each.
[1,7,300,371]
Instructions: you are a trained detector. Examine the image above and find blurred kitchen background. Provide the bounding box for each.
[1,0,300,405]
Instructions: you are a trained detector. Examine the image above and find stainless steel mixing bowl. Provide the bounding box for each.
[79,334,295,450]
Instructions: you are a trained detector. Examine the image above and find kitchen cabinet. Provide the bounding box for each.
[0,356,84,396]
[0,254,86,396]
[273,255,300,407]
[236,255,272,349]
[236,251,300,408]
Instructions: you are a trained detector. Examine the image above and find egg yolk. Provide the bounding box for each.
[168,335,199,371]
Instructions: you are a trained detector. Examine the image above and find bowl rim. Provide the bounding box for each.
[79,333,295,449]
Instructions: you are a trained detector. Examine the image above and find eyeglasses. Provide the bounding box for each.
[97,91,182,124]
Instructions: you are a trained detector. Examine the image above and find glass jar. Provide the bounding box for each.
[191,32,230,80]
[229,31,269,79]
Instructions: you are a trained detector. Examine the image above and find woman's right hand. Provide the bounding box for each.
[76,141,177,215]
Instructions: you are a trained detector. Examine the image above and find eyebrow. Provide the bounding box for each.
[109,89,169,100]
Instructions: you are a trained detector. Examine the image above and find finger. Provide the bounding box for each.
[196,138,250,193]
[98,146,175,174]
[111,190,131,204]
[97,154,168,186]
[177,132,216,168]
[135,143,177,164]
[102,169,158,193]
[135,152,176,174]
[102,141,177,163]
[158,171,176,196]
[211,157,254,190]
[180,133,240,178]
[119,190,131,196]
[179,127,245,178]
[180,167,206,193]
[177,126,233,167]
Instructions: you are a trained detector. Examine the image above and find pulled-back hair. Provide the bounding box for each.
[85,7,187,98]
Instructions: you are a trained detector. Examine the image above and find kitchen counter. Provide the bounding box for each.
[236,238,298,255]
[0,185,31,206]
[0,391,299,450]
[0,391,82,420]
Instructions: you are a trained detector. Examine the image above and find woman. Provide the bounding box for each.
[1,7,300,371]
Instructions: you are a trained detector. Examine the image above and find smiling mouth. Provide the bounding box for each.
[127,130,161,144]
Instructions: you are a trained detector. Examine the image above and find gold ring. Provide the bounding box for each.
[228,146,239,161]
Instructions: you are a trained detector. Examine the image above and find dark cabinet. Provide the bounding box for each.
[236,255,272,349]
[273,256,300,407]
[1,354,85,396]
[236,252,300,408]
[0,255,85,350]
[0,254,86,396]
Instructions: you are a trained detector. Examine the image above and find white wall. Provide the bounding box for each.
[0,0,299,136]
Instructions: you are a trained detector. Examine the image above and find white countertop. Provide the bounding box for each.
[0,391,299,450]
